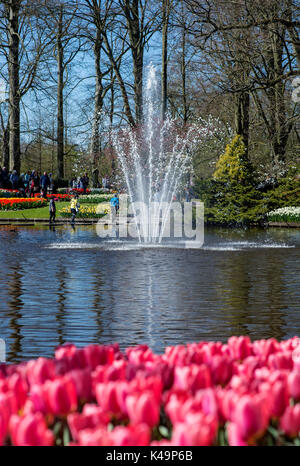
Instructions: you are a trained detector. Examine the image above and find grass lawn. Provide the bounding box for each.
[0,202,70,219]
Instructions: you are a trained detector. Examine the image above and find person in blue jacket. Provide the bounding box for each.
[110,193,119,221]
[110,193,119,210]
[10,170,19,190]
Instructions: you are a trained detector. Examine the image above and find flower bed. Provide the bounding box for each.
[33,193,73,201]
[78,194,113,204]
[0,198,47,211]
[57,188,91,195]
[267,207,300,223]
[0,189,22,199]
[59,203,110,219]
[57,188,110,195]
[1,337,300,446]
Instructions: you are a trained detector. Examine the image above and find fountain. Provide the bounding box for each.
[112,64,206,244]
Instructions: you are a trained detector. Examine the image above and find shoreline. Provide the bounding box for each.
[0,218,300,228]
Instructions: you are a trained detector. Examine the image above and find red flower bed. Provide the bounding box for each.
[1,337,300,446]
[71,188,91,194]
[33,193,73,200]
[0,198,47,210]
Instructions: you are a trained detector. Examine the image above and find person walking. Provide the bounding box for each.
[10,170,19,190]
[49,197,56,223]
[83,172,89,194]
[24,171,31,195]
[70,194,80,224]
[110,193,119,222]
[41,172,50,198]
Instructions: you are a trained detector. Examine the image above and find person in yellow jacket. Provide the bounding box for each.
[70,194,80,224]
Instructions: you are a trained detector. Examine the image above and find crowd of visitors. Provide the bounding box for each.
[0,167,56,198]
[0,167,115,196]
[0,167,102,198]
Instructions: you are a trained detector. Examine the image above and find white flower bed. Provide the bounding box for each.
[79,194,113,203]
[267,207,300,222]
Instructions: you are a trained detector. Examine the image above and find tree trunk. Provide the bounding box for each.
[181,23,188,125]
[103,31,136,127]
[2,125,10,168]
[234,91,250,156]
[56,5,64,180]
[126,0,143,124]
[161,0,170,121]
[91,32,104,188]
[0,110,9,168]
[133,46,143,124]
[7,0,21,173]
[266,23,291,165]
[121,0,144,125]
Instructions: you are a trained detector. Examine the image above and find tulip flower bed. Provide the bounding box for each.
[57,188,109,195]
[79,194,113,204]
[267,207,300,223]
[0,189,22,198]
[59,204,110,219]
[2,337,300,446]
[33,193,73,201]
[0,198,47,210]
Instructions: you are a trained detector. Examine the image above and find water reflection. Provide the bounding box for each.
[56,260,68,347]
[0,225,299,362]
[7,262,23,361]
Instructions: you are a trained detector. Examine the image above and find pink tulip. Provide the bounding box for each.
[164,344,197,366]
[105,360,127,381]
[173,364,211,393]
[83,345,115,370]
[280,404,300,437]
[230,394,269,444]
[253,338,279,358]
[166,388,218,425]
[110,423,150,446]
[228,336,252,360]
[171,413,217,446]
[26,358,56,386]
[9,413,54,446]
[259,379,289,419]
[7,373,28,410]
[45,376,77,416]
[126,391,160,428]
[268,352,293,371]
[92,361,127,390]
[270,381,289,418]
[55,343,77,360]
[28,383,50,414]
[0,392,17,445]
[126,345,155,365]
[288,371,300,400]
[55,345,86,371]
[67,368,92,402]
[227,422,248,446]
[76,426,113,446]
[207,355,233,386]
[216,388,241,423]
[95,382,123,416]
[151,362,174,390]
[68,406,109,441]
[130,375,162,403]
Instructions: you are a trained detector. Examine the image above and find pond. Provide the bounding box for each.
[0,224,299,362]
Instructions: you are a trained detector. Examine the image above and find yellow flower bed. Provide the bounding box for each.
[59,203,111,218]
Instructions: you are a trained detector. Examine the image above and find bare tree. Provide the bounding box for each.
[161,0,172,121]
[184,0,299,165]
[44,0,82,179]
